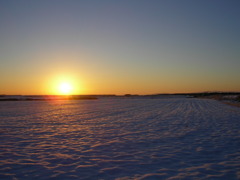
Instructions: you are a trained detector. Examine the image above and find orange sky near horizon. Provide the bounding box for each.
[1,63,239,95]
[1,47,240,95]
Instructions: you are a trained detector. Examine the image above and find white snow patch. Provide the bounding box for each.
[0,98,240,179]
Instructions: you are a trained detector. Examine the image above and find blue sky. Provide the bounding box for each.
[0,0,240,95]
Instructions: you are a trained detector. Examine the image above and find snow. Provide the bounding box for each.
[0,98,240,179]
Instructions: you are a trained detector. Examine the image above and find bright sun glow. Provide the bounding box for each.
[46,73,86,95]
[59,82,73,95]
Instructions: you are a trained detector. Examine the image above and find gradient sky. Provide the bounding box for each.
[1,0,240,95]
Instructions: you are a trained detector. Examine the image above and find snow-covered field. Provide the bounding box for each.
[0,98,240,180]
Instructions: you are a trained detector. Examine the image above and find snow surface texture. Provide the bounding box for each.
[0,98,240,180]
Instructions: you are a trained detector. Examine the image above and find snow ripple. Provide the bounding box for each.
[0,98,240,179]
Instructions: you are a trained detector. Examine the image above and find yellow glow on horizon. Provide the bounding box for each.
[44,73,87,95]
[58,82,73,95]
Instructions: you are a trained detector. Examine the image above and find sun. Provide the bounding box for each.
[59,82,73,95]
[46,74,85,95]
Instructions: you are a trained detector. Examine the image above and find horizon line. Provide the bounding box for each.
[1,91,240,96]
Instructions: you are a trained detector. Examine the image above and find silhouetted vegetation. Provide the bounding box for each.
[172,92,240,100]
[0,95,98,101]
[1,92,240,101]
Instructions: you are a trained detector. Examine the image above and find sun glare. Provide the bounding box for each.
[46,73,86,95]
[59,82,73,95]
